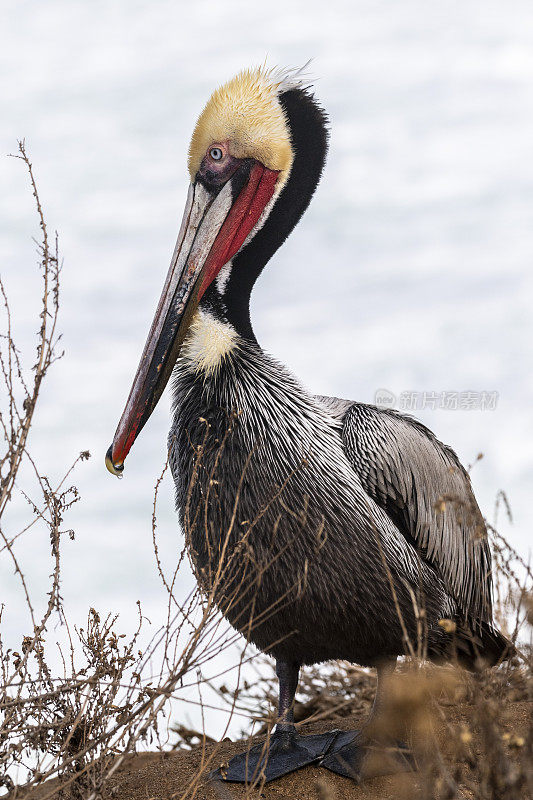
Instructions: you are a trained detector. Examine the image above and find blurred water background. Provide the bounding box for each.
[1,0,532,742]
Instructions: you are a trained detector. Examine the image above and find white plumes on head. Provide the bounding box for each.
[267,60,315,95]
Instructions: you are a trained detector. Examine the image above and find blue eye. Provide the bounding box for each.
[210,147,223,161]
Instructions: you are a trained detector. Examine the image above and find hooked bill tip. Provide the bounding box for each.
[105,445,124,478]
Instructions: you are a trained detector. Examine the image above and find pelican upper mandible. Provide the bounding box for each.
[106,65,511,782]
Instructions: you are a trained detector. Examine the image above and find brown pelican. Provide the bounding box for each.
[106,66,511,782]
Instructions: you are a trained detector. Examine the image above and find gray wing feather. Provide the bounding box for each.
[315,394,353,420]
[317,397,493,625]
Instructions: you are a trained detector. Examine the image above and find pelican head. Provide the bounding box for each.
[106,65,328,476]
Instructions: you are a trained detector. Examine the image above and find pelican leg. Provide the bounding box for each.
[320,660,414,781]
[211,660,339,783]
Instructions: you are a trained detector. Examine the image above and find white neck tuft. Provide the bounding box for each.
[180,309,239,376]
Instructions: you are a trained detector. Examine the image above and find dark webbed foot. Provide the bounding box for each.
[320,730,414,781]
[211,728,340,783]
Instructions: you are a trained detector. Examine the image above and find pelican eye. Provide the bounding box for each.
[209,147,223,161]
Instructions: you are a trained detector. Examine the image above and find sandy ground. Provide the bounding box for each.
[25,698,530,800]
[104,701,532,800]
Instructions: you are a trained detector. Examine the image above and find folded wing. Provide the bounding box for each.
[317,397,493,626]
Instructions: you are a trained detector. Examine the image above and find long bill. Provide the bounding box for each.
[106,161,279,476]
